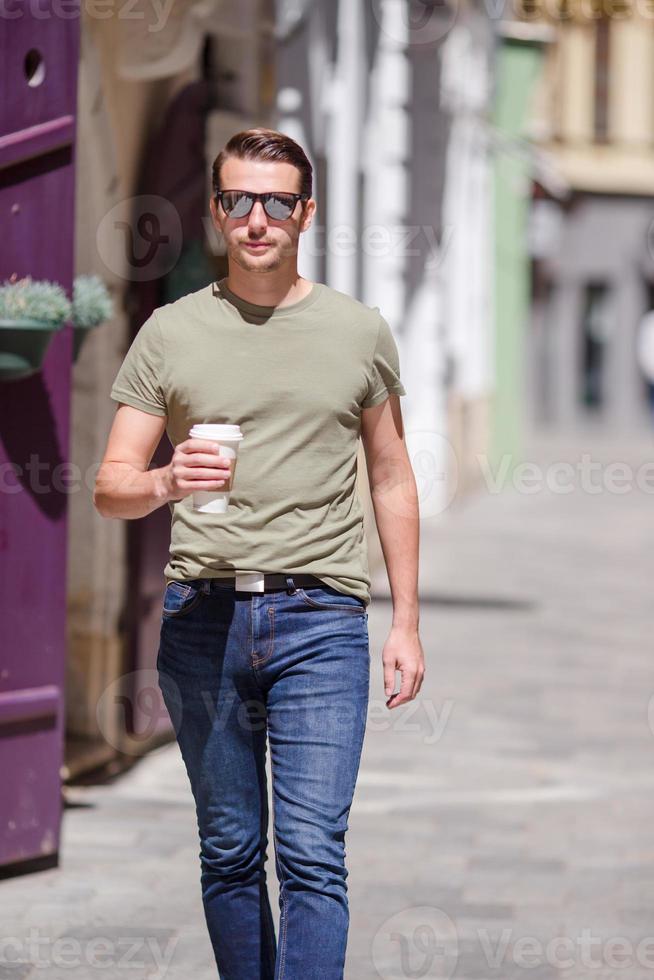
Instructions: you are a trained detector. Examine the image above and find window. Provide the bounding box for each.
[594,18,611,143]
[581,283,611,409]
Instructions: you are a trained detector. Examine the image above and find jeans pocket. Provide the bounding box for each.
[294,584,366,615]
[162,579,204,619]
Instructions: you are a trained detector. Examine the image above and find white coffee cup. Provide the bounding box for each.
[188,423,244,513]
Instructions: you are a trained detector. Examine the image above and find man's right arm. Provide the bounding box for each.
[94,404,233,519]
[93,404,174,519]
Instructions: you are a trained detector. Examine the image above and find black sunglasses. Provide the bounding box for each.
[217,189,309,221]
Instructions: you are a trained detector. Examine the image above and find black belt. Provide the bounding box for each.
[207,573,325,594]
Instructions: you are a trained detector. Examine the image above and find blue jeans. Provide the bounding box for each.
[156,575,370,979]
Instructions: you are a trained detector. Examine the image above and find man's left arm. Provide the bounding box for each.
[361,394,425,709]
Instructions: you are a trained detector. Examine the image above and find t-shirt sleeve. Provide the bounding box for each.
[109,311,167,417]
[361,312,407,409]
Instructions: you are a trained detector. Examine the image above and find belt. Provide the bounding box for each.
[207,572,325,594]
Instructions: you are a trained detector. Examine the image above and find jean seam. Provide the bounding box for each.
[295,588,365,615]
[349,680,370,802]
[252,605,275,667]
[169,581,192,596]
[161,590,204,619]
[249,597,255,663]
[261,876,276,970]
[272,789,288,979]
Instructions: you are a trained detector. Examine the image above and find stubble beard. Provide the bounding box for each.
[230,239,296,274]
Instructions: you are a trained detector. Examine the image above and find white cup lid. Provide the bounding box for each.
[190,424,244,440]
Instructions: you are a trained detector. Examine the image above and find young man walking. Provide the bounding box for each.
[95,128,424,979]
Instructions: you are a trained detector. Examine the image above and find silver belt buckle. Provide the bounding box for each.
[235,571,265,592]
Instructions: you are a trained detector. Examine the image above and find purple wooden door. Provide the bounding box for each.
[0,8,80,870]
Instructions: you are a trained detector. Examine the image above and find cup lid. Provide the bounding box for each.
[190,423,244,440]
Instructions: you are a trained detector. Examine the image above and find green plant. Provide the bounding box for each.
[72,274,113,329]
[0,275,72,324]
[0,273,114,379]
[0,276,71,381]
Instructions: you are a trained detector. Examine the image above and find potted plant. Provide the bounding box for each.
[0,275,71,382]
[71,274,113,361]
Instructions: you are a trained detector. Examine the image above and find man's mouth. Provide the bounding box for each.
[244,242,271,250]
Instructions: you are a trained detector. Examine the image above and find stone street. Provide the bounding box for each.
[2,424,653,980]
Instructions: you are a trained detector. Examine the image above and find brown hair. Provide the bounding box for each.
[211,127,313,201]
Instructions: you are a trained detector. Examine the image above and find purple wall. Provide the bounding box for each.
[0,6,80,870]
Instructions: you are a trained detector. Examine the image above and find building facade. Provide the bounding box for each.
[524,3,654,430]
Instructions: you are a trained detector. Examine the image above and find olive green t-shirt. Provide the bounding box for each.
[109,278,406,606]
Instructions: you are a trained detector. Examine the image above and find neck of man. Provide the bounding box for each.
[224,265,314,310]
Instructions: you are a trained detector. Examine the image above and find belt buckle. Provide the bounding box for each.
[235,571,266,592]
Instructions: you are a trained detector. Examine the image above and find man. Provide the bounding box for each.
[94,127,424,979]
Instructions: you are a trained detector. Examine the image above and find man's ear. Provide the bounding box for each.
[210,196,223,227]
[299,198,316,233]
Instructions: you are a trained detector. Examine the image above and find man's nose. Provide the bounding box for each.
[248,200,268,232]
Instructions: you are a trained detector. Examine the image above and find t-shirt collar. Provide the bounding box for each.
[213,278,323,319]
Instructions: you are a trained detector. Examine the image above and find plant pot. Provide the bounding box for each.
[72,322,100,362]
[0,318,66,381]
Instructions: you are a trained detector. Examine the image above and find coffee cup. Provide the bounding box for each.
[188,423,244,513]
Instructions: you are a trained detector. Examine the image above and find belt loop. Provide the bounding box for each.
[285,575,296,595]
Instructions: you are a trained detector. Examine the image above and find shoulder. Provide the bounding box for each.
[317,283,382,335]
[150,283,216,333]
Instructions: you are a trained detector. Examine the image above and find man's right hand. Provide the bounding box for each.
[94,407,235,520]
[164,438,233,502]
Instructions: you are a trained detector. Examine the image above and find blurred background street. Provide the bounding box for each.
[3,0,654,976]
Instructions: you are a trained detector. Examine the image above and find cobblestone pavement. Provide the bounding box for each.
[1,424,653,979]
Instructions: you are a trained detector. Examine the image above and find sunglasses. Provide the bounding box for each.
[216,189,309,221]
